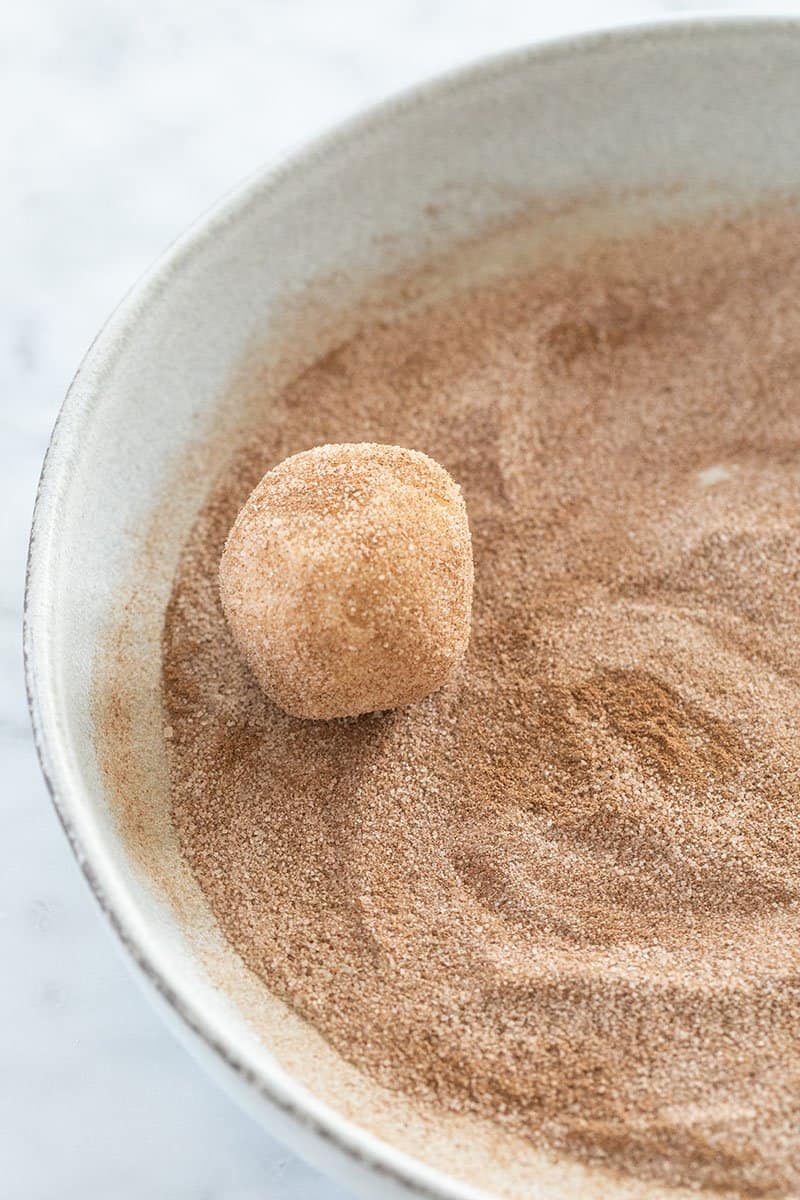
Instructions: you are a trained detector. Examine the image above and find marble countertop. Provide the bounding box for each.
[2,1,791,1196]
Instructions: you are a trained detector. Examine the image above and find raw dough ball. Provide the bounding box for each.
[219,442,473,719]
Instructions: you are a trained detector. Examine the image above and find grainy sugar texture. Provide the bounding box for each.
[218,443,473,719]
[164,207,800,1197]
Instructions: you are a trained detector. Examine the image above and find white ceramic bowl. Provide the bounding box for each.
[25,17,800,1200]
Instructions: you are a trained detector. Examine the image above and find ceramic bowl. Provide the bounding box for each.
[25,17,800,1200]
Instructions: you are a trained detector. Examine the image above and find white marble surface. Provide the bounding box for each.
[2,2,793,1197]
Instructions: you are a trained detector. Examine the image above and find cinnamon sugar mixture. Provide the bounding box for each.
[164,208,800,1196]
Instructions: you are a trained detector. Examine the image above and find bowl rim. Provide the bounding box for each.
[24,12,800,1200]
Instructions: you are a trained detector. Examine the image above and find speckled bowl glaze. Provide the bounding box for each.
[25,17,800,1200]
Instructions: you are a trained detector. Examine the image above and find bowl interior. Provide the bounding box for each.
[26,19,800,1200]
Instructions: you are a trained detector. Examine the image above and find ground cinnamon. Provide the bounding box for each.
[163,205,800,1196]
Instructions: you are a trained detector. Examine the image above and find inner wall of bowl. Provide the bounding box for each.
[40,22,800,1200]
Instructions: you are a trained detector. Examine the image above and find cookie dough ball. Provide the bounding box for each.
[219,443,473,719]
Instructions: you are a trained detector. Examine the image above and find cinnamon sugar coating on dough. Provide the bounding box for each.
[219,443,473,719]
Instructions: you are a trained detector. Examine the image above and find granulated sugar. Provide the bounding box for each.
[163,206,800,1196]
